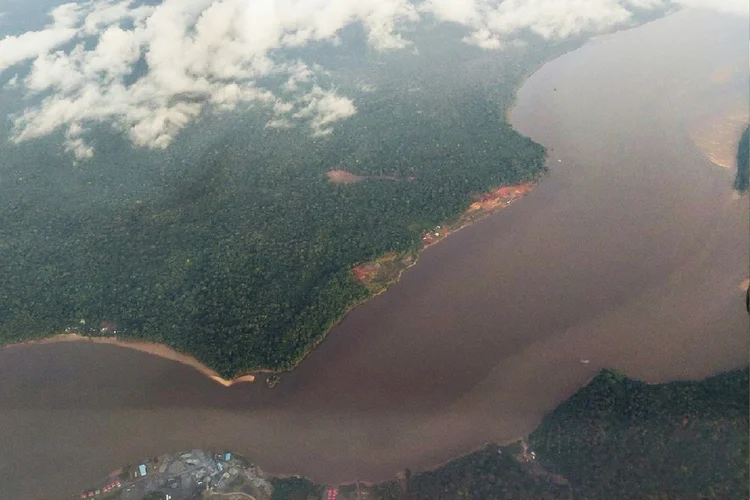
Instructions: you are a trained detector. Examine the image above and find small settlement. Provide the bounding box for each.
[76,440,561,500]
[78,450,272,500]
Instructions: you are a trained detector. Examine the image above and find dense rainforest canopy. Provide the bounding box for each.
[528,368,749,500]
[0,36,552,377]
[0,7,673,377]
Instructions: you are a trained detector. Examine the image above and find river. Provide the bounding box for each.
[1,9,747,500]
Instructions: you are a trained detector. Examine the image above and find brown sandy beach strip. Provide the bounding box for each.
[2,334,255,387]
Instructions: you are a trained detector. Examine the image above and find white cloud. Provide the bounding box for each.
[463,27,504,50]
[2,0,425,156]
[426,0,662,49]
[64,122,94,161]
[420,0,481,25]
[0,0,745,159]
[82,0,155,35]
[0,29,78,74]
[128,101,204,148]
[266,85,355,136]
[292,85,357,136]
[427,0,746,50]
[50,2,85,29]
[283,62,315,92]
[265,117,295,129]
[359,1,420,50]
[5,74,19,89]
[679,0,749,14]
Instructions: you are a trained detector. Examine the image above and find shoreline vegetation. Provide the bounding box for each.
[352,182,535,292]
[0,62,550,379]
[1,180,540,387]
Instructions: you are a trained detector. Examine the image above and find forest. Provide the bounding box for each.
[270,477,321,500]
[734,125,749,192]
[528,368,749,500]
[274,368,748,499]
[0,6,675,378]
[0,47,547,378]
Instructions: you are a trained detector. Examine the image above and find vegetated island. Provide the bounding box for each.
[78,367,748,500]
[733,125,749,192]
[736,126,749,309]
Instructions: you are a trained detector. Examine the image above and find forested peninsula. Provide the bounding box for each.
[0,10,671,378]
[0,78,547,378]
[0,16,570,378]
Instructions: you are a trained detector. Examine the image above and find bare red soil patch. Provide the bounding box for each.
[354,182,537,287]
[352,265,378,282]
[468,183,534,212]
[326,169,415,185]
[422,182,535,248]
[326,170,366,184]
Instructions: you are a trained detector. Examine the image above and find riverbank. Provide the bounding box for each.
[0,333,255,387]
[0,179,540,387]
[688,106,749,169]
[77,368,750,499]
[352,181,538,291]
[2,9,748,500]
[0,12,674,386]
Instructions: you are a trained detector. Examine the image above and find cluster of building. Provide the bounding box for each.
[64,318,125,336]
[80,479,121,498]
[79,450,273,500]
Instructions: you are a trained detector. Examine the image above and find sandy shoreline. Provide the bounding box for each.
[689,119,748,170]
[1,333,255,387]
[687,97,748,170]
[0,9,636,392]
[0,16,557,393]
[2,178,541,388]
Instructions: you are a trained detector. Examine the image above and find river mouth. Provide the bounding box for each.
[1,8,748,500]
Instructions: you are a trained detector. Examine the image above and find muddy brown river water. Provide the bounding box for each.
[1,9,748,500]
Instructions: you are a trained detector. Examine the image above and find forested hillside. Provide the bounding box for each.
[529,368,749,500]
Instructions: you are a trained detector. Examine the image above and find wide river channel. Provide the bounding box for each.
[1,9,748,500]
